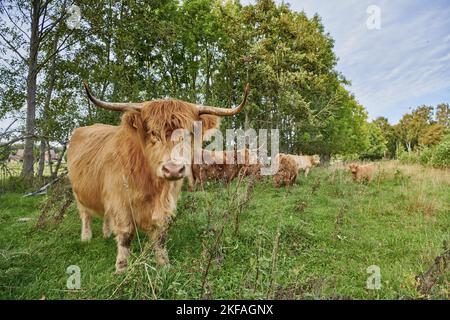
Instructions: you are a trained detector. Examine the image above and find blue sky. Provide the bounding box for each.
[243,0,450,123]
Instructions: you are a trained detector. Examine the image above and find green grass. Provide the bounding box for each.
[0,161,449,300]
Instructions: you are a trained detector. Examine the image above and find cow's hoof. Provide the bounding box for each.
[115,260,128,274]
[114,268,126,275]
[156,254,169,266]
[103,229,112,239]
[81,231,92,242]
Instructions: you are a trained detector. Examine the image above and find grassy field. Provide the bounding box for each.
[0,161,449,300]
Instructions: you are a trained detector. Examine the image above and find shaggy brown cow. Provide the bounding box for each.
[187,148,251,191]
[348,163,376,183]
[240,162,264,181]
[290,154,320,177]
[273,153,298,187]
[67,82,249,273]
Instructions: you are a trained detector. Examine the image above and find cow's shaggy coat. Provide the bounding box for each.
[273,153,299,187]
[348,163,376,183]
[290,154,320,177]
[187,149,251,190]
[68,83,248,273]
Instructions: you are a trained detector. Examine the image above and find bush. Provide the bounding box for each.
[360,123,387,160]
[397,135,450,168]
[332,154,359,163]
[0,175,52,195]
[429,135,450,168]
[418,147,433,165]
[398,149,420,165]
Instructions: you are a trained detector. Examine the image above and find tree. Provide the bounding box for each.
[372,116,396,157]
[419,123,447,147]
[360,122,387,160]
[1,0,376,171]
[395,105,433,152]
[0,0,77,178]
[435,103,449,127]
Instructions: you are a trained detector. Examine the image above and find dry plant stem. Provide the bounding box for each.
[267,225,281,299]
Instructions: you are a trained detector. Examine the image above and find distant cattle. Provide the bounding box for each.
[240,162,264,181]
[273,153,298,187]
[67,82,249,273]
[348,163,376,183]
[45,149,59,162]
[8,149,24,162]
[290,154,320,177]
[8,154,21,162]
[188,148,251,191]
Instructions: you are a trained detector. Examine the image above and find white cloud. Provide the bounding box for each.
[243,0,450,122]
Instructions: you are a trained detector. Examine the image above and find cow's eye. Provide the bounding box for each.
[149,131,160,143]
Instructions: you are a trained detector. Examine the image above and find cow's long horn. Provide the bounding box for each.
[83,82,143,112]
[198,84,250,116]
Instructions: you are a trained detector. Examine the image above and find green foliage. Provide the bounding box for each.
[395,104,449,154]
[419,147,433,165]
[436,103,450,127]
[1,0,370,159]
[0,176,39,194]
[372,117,397,158]
[0,0,448,170]
[392,169,410,185]
[428,134,450,168]
[398,134,450,168]
[419,124,448,147]
[397,145,419,165]
[331,153,360,163]
[360,122,387,160]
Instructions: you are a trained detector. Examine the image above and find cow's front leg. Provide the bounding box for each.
[149,223,169,265]
[187,175,194,192]
[115,232,133,274]
[80,210,92,242]
[103,216,112,238]
[304,167,310,177]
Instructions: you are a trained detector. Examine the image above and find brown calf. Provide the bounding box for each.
[348,163,376,183]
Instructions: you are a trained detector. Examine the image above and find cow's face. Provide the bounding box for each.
[348,164,359,175]
[121,102,220,181]
[312,155,321,166]
[83,82,249,181]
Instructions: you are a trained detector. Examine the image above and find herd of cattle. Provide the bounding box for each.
[66,83,376,273]
[8,148,59,162]
[187,150,321,190]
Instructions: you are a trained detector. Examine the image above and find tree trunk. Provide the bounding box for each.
[38,28,59,177]
[37,139,46,177]
[21,0,41,178]
[46,141,54,177]
[205,43,211,103]
[52,142,67,178]
[321,154,331,166]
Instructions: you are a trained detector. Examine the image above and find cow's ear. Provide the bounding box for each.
[199,114,220,132]
[122,111,146,138]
